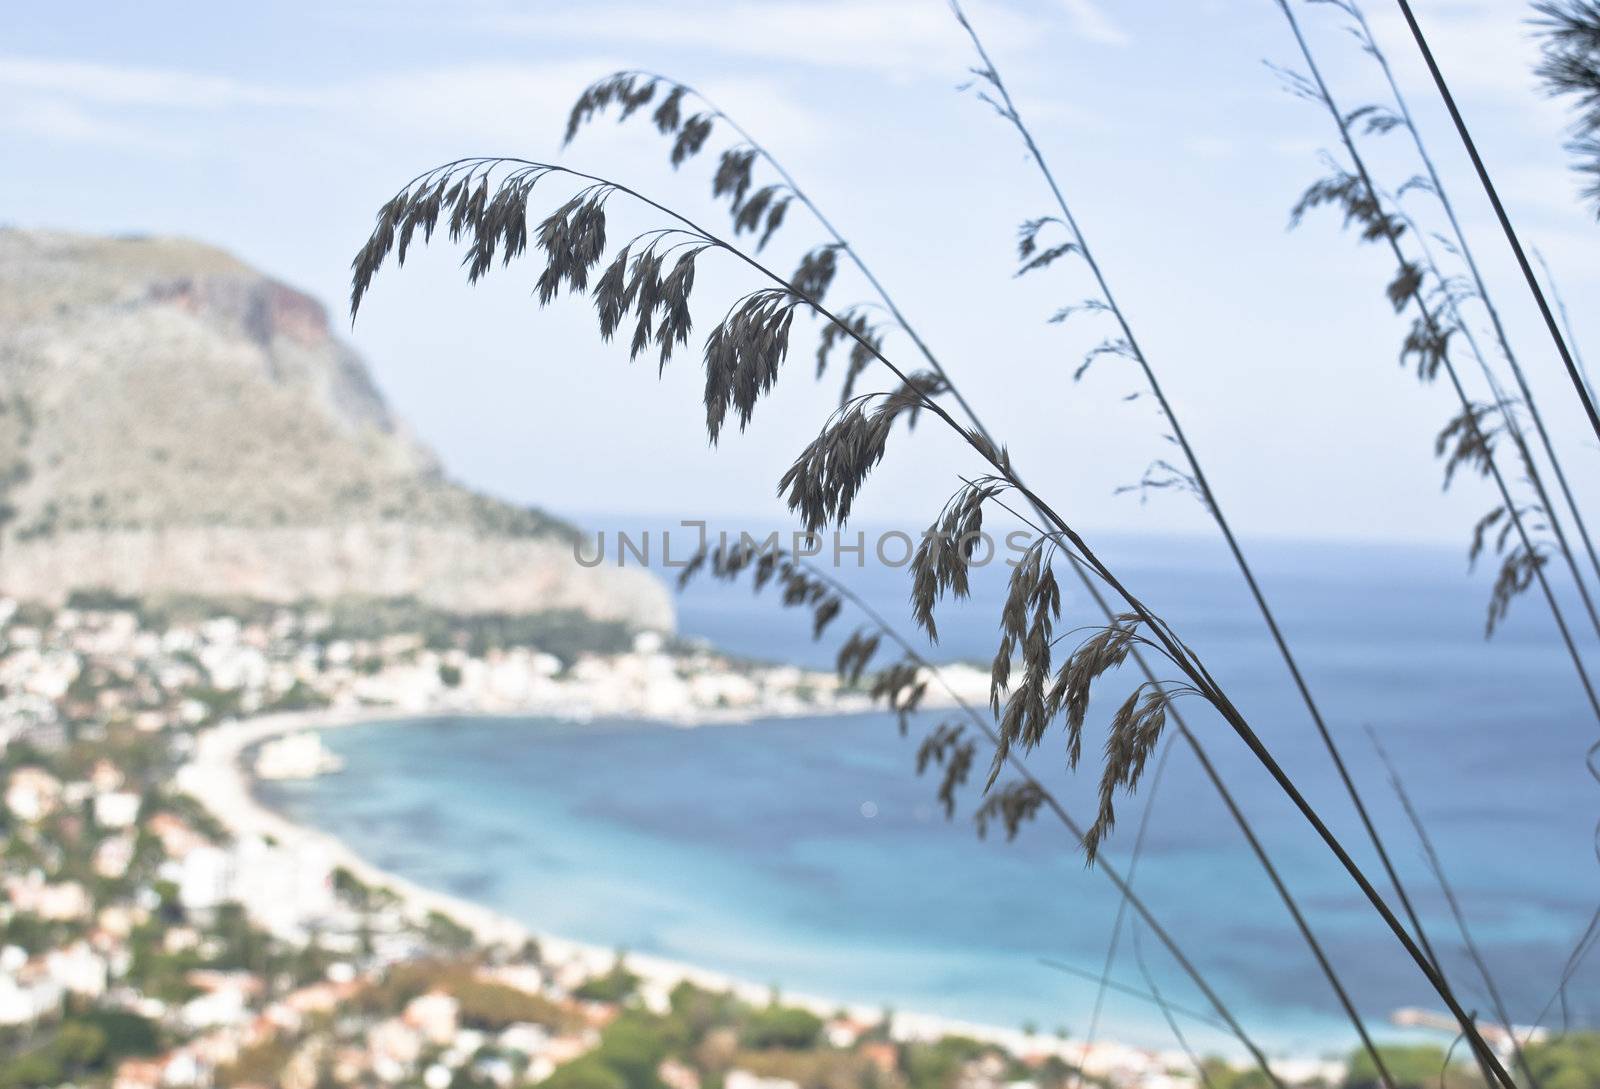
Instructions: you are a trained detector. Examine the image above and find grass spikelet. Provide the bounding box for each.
[712,148,758,210]
[974,780,1045,841]
[1435,402,1500,489]
[791,245,841,303]
[908,480,1003,643]
[1085,684,1173,863]
[671,114,715,166]
[1489,546,1549,635]
[778,399,895,534]
[915,722,976,818]
[704,290,801,442]
[835,628,882,685]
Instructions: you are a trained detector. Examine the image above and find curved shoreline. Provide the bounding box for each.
[177,707,1332,1081]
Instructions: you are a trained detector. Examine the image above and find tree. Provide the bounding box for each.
[1520,1032,1600,1089]
[741,1005,823,1051]
[1344,1044,1474,1089]
[575,960,640,1003]
[543,1057,628,1089]
[596,1011,674,1089]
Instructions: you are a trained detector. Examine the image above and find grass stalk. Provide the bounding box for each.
[1131,922,1214,1089]
[563,67,1398,1082]
[778,552,1285,1083]
[1391,0,1600,447]
[1365,726,1541,1088]
[951,1,1443,1063]
[353,155,1515,1089]
[1337,0,1600,625]
[1037,957,1231,1033]
[1273,0,1600,728]
[1395,200,1600,641]
[1532,247,1598,410]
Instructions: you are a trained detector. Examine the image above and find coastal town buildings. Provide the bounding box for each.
[0,592,1461,1089]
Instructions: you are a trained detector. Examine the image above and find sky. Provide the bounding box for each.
[3,0,1597,552]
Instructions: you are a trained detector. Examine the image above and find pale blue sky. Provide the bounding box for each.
[3,0,1596,549]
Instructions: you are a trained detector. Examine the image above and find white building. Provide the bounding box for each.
[94,833,136,879]
[725,1071,802,1089]
[181,985,249,1031]
[44,941,108,998]
[94,790,142,829]
[0,972,63,1026]
[404,990,460,1045]
[231,836,338,939]
[5,767,62,822]
[254,732,343,780]
[177,846,234,911]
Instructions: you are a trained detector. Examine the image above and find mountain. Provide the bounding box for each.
[0,228,672,631]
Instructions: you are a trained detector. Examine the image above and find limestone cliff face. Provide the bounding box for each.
[0,229,672,630]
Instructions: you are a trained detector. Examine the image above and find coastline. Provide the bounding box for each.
[178,707,1338,1083]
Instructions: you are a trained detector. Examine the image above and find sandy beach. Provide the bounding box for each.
[176,706,1256,1080]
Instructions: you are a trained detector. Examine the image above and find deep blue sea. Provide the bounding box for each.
[259,529,1600,1060]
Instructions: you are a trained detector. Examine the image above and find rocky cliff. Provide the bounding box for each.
[0,229,672,630]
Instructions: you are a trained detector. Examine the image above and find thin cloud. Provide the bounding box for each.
[0,55,304,109]
[1058,0,1130,47]
[477,1,1037,79]
[1359,1,1549,104]
[328,62,829,154]
[0,53,830,163]
[0,96,181,151]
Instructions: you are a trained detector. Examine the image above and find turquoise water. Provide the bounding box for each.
[259,535,1600,1059]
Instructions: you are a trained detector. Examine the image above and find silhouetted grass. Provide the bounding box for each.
[342,20,1580,1080]
[559,61,1391,1077]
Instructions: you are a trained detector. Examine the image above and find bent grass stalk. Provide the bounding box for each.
[1067,734,1175,1081]
[1365,726,1541,1087]
[713,544,1285,1083]
[976,485,1403,1089]
[1036,957,1230,1034]
[1277,6,1600,1074]
[1392,0,1600,448]
[952,4,1447,1076]
[1532,248,1598,408]
[351,155,1512,1089]
[1273,0,1600,731]
[1394,199,1600,642]
[1331,0,1600,630]
[560,65,1397,1081]
[1130,922,1212,1089]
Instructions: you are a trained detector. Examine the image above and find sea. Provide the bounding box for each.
[257,526,1600,1061]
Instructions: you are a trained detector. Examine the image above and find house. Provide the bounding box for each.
[825,1016,872,1048]
[369,1018,424,1081]
[147,812,209,860]
[403,990,460,1045]
[659,1058,702,1089]
[177,845,233,910]
[113,1058,164,1089]
[89,758,125,793]
[94,790,142,829]
[858,1041,900,1076]
[0,971,62,1026]
[181,984,250,1031]
[5,766,61,821]
[44,941,108,997]
[6,873,92,920]
[94,832,136,878]
[725,1071,802,1089]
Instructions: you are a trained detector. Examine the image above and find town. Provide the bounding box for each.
[8,591,1588,1088]
[0,592,1171,1089]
